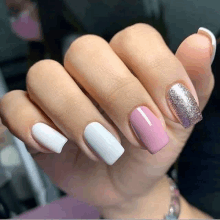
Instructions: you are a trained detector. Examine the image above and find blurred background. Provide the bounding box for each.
[0,0,220,218]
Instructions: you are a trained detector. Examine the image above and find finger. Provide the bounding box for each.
[109,23,202,129]
[0,90,65,154]
[175,27,216,111]
[24,60,124,165]
[64,34,169,154]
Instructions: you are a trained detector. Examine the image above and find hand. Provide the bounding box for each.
[0,24,215,216]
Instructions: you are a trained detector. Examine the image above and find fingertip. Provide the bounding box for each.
[176,34,214,90]
[176,34,211,64]
[198,27,216,64]
[176,28,216,67]
[175,29,215,112]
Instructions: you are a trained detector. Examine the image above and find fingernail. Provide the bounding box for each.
[129,106,169,154]
[31,123,68,153]
[198,27,216,64]
[167,83,203,129]
[83,122,124,165]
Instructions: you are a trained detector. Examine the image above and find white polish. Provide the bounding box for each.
[32,123,68,153]
[137,107,152,126]
[198,27,216,64]
[84,122,124,165]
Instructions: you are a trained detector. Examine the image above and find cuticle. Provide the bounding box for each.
[165,80,187,99]
[128,103,163,125]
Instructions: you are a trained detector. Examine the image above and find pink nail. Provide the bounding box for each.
[129,106,169,154]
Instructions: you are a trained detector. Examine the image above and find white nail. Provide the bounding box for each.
[198,27,216,64]
[84,122,124,165]
[32,123,68,153]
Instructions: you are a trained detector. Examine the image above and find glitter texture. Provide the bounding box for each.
[167,83,203,128]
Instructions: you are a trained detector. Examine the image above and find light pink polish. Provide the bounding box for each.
[129,106,169,154]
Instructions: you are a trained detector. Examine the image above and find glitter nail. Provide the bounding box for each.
[167,83,203,128]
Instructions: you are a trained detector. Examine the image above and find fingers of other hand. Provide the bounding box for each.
[175,27,216,111]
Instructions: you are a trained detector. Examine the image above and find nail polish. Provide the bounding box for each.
[167,83,203,128]
[83,122,124,165]
[129,106,169,154]
[198,27,216,64]
[32,123,68,153]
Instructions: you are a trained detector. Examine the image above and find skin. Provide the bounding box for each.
[0,23,215,217]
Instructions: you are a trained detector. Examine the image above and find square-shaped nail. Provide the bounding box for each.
[84,122,124,165]
[129,106,169,154]
[32,123,68,153]
[166,83,203,128]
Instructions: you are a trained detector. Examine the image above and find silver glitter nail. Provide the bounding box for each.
[167,83,203,128]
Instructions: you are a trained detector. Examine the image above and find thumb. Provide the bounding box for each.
[175,27,216,111]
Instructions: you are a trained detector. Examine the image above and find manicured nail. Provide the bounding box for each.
[167,83,203,129]
[83,122,124,165]
[198,27,216,64]
[32,123,68,153]
[129,106,169,154]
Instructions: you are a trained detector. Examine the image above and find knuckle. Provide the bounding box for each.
[146,52,178,74]
[0,90,21,106]
[107,77,139,102]
[70,34,105,48]
[64,34,107,64]
[0,90,20,126]
[126,23,156,33]
[26,59,60,89]
[70,34,105,49]
[110,23,160,48]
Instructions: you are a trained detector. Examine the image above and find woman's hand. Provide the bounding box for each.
[0,24,215,217]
